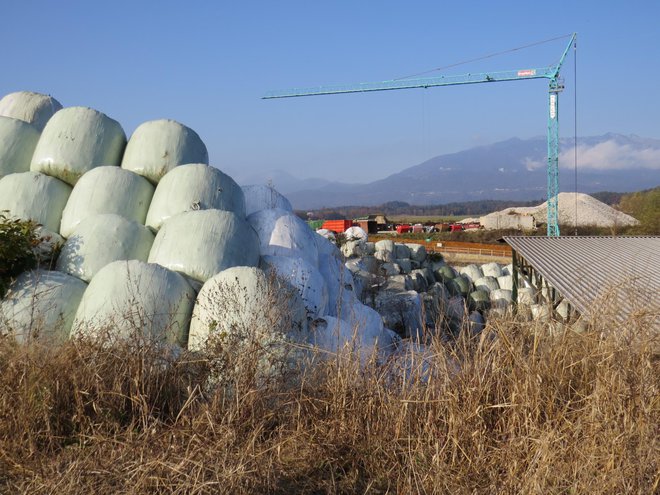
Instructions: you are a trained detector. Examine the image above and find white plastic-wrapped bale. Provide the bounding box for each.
[395,243,411,260]
[318,252,358,319]
[315,228,336,242]
[188,266,308,353]
[370,290,424,340]
[468,290,491,312]
[308,313,397,362]
[0,171,71,233]
[344,226,367,243]
[474,276,499,293]
[242,184,293,216]
[56,214,155,282]
[0,117,41,178]
[248,208,319,267]
[59,166,155,237]
[71,260,194,346]
[460,264,483,283]
[375,239,395,254]
[149,209,259,283]
[261,255,328,318]
[32,227,65,263]
[517,287,537,305]
[481,262,503,278]
[497,275,513,291]
[30,107,126,185]
[146,163,245,231]
[0,91,62,131]
[490,289,513,309]
[341,240,364,259]
[121,120,208,184]
[314,231,341,258]
[396,259,412,274]
[0,270,86,344]
[468,311,486,335]
[374,250,394,263]
[406,243,427,263]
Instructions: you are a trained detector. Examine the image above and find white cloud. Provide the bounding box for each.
[522,157,543,171]
[521,139,660,171]
[559,140,660,170]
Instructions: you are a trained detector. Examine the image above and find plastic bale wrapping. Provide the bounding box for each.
[148,209,260,283]
[344,226,367,243]
[318,252,358,319]
[59,167,155,238]
[0,117,41,178]
[481,262,503,278]
[369,290,424,341]
[242,184,292,216]
[248,208,320,267]
[121,119,208,184]
[30,107,126,185]
[460,263,483,283]
[0,91,62,132]
[261,255,328,319]
[70,260,194,347]
[406,243,427,263]
[146,163,245,231]
[0,270,87,344]
[497,274,514,291]
[469,289,491,312]
[474,276,500,293]
[56,214,155,283]
[188,267,309,385]
[0,171,71,233]
[307,313,397,364]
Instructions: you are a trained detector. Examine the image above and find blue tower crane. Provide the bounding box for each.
[263,33,577,236]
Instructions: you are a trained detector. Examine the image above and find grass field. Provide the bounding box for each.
[1,309,657,494]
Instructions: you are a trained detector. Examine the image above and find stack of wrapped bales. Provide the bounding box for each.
[0,90,397,370]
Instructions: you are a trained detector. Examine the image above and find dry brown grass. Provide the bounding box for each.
[0,313,658,494]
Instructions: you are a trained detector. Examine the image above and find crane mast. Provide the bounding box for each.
[264,33,576,236]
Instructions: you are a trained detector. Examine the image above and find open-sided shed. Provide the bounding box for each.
[504,236,660,328]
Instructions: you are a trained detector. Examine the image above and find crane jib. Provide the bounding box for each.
[263,33,577,237]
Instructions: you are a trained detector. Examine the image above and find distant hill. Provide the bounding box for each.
[281,134,660,209]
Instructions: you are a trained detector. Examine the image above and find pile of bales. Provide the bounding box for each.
[0,91,399,373]
[337,232,524,339]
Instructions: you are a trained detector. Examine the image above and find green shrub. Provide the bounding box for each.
[0,212,39,297]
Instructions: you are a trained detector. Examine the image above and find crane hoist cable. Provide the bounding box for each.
[394,33,574,81]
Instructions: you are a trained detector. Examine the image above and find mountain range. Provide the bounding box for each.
[244,133,660,210]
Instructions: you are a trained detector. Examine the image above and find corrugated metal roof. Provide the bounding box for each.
[504,236,660,326]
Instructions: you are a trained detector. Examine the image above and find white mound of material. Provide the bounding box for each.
[59,166,155,237]
[30,107,126,185]
[0,270,87,344]
[71,260,194,346]
[248,208,319,267]
[242,184,293,216]
[261,255,328,318]
[188,266,308,353]
[0,171,71,233]
[0,91,62,131]
[121,119,208,184]
[0,117,41,178]
[56,214,155,282]
[146,163,245,231]
[148,209,260,283]
[482,192,639,228]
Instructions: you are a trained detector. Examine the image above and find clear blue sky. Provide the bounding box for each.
[2,1,659,183]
